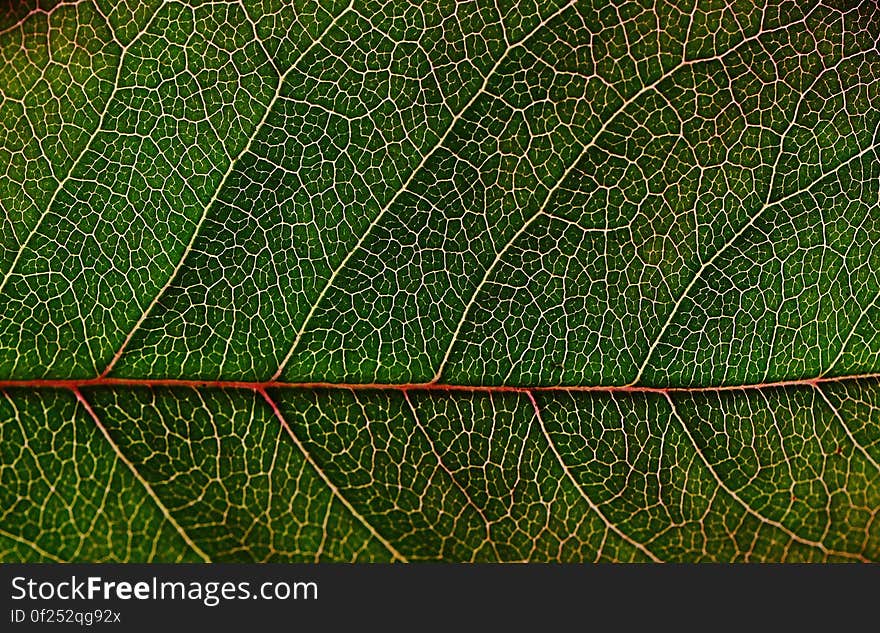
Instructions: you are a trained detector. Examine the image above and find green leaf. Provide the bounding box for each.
[1,0,878,562]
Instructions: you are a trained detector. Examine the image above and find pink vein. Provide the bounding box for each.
[72,388,212,562]
[258,388,408,562]
[0,372,877,394]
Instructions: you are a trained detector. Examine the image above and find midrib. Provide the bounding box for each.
[0,372,876,394]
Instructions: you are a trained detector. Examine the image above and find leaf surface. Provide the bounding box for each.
[1,0,878,561]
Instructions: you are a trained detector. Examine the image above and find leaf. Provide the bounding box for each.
[0,0,878,562]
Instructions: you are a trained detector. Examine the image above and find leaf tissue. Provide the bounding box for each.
[0,0,879,562]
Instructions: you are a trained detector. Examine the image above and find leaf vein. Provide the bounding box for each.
[271,0,578,380]
[527,390,663,562]
[664,392,866,561]
[101,1,356,377]
[72,388,212,562]
[259,388,408,562]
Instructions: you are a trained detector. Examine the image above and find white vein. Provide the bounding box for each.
[271,0,578,380]
[101,1,356,377]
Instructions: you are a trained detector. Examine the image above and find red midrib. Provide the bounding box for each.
[0,373,877,393]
